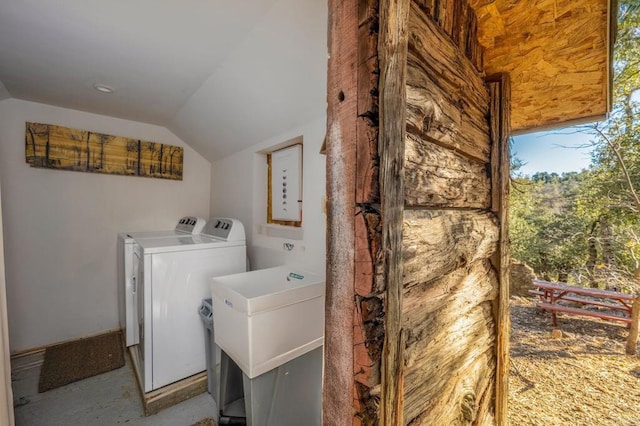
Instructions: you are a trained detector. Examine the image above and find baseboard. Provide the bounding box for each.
[10,348,45,375]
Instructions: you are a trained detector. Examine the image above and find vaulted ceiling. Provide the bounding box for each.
[0,0,328,161]
[0,1,613,161]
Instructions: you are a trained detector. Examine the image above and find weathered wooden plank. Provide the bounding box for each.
[403,293,497,423]
[469,356,496,426]
[127,346,207,416]
[406,48,487,131]
[435,0,455,37]
[488,73,511,426]
[355,208,377,297]
[403,209,499,288]
[378,0,410,424]
[407,4,490,163]
[353,209,384,424]
[356,0,380,204]
[404,133,491,208]
[403,313,495,420]
[144,373,208,416]
[459,0,473,53]
[450,0,467,47]
[354,295,384,387]
[403,260,498,359]
[406,63,490,163]
[406,348,496,425]
[467,9,483,70]
[356,207,385,296]
[413,0,482,70]
[489,90,500,212]
[403,269,496,423]
[353,3,382,422]
[413,0,436,18]
[409,2,489,117]
[325,0,358,423]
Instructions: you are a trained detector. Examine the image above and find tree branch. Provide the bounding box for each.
[591,125,640,213]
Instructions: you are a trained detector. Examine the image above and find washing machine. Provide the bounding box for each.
[118,216,207,347]
[132,218,246,392]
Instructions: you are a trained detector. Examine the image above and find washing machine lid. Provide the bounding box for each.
[136,234,245,254]
[120,229,188,243]
[119,216,207,242]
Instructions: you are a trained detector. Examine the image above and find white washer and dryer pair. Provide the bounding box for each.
[118,216,208,347]
[120,217,247,392]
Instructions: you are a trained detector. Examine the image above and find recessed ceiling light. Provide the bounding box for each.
[93,83,115,93]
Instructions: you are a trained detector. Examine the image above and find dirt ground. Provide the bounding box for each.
[508,297,640,425]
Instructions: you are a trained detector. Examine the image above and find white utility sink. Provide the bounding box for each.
[211,265,325,378]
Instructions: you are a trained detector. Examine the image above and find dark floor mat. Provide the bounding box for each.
[38,330,125,393]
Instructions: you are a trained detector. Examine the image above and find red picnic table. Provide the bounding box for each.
[529,279,636,327]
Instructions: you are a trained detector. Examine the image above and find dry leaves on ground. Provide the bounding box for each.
[509,297,640,425]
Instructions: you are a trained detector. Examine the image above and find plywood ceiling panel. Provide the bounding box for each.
[469,0,612,133]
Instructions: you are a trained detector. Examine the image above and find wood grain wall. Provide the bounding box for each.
[401,2,499,424]
[328,0,507,424]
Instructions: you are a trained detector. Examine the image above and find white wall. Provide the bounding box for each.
[210,117,326,274]
[169,0,328,161]
[0,183,15,425]
[0,99,212,352]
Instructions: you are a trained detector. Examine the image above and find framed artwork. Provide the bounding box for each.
[267,144,303,226]
[25,122,184,180]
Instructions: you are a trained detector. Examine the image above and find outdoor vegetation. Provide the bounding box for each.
[510,1,640,293]
[507,4,640,424]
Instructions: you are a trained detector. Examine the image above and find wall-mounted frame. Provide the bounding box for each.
[267,144,302,227]
[25,122,184,180]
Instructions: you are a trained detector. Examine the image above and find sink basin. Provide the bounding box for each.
[211,265,325,378]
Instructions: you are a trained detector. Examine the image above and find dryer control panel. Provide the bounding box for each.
[175,216,206,234]
[201,217,245,241]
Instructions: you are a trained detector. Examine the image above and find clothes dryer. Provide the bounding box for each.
[118,216,206,347]
[131,218,246,392]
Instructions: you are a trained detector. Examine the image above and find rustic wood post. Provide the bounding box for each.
[327,1,505,423]
[488,73,511,426]
[626,296,640,356]
[379,0,410,424]
[324,0,358,423]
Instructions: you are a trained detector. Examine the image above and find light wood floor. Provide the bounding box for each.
[12,354,216,426]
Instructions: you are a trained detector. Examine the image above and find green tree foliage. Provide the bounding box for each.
[510,172,588,282]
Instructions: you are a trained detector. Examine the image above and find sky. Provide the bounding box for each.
[511,127,597,176]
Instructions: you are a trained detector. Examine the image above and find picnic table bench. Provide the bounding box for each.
[529,279,636,327]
